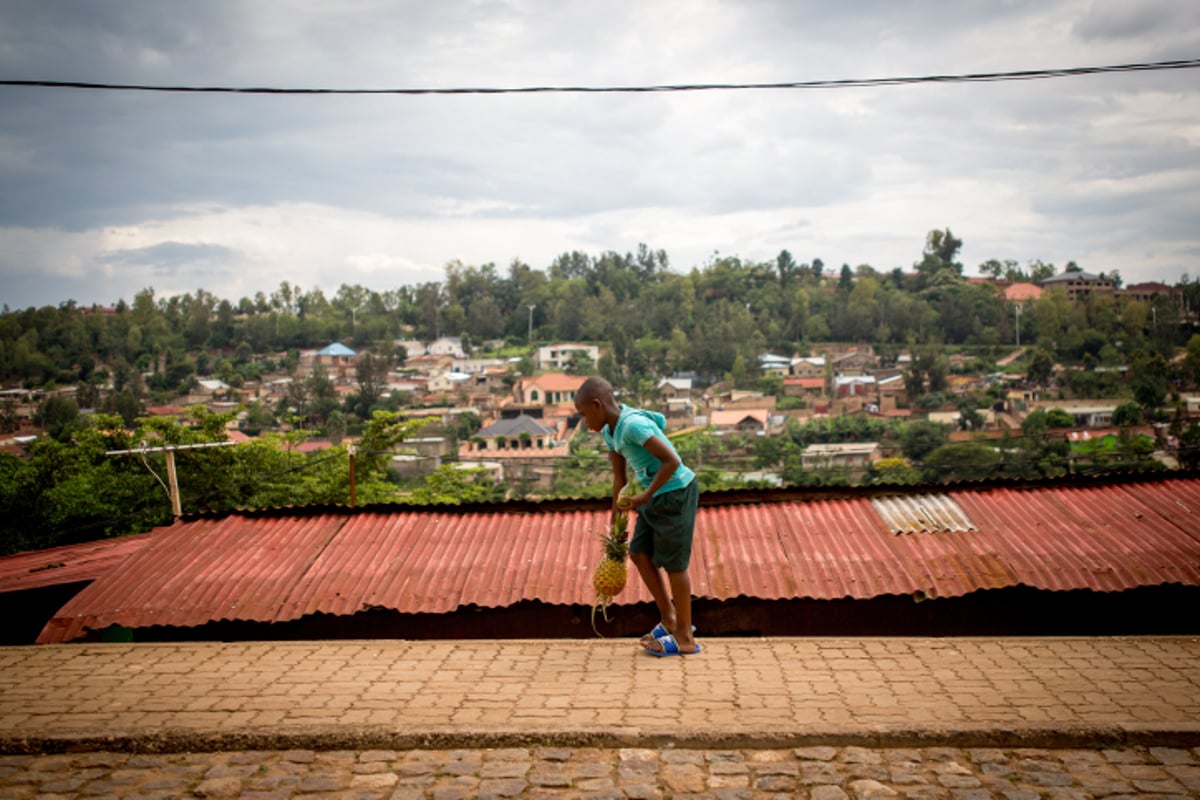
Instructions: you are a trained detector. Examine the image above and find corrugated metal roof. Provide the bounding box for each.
[871,494,978,534]
[0,534,152,593]
[35,475,1200,643]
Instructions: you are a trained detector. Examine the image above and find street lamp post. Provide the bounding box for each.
[1014,304,1021,347]
[527,304,536,343]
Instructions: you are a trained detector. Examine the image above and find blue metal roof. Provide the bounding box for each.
[317,343,357,357]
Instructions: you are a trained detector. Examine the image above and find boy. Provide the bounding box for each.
[574,376,701,656]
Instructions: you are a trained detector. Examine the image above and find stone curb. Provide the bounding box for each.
[5,723,1200,755]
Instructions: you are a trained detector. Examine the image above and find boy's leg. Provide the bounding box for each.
[642,568,696,654]
[631,551,676,635]
[666,569,694,649]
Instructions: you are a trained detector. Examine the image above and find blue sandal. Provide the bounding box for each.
[644,633,702,657]
[644,622,695,642]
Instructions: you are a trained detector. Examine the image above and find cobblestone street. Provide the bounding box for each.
[2,638,1198,798]
[2,744,1199,799]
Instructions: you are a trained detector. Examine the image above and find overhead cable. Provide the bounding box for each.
[2,58,1198,96]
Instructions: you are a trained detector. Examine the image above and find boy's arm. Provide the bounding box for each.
[609,451,628,522]
[617,434,680,511]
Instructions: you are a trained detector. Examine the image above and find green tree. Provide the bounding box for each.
[407,464,494,504]
[1112,401,1141,428]
[923,441,1000,482]
[35,395,80,442]
[100,390,142,428]
[865,456,921,485]
[899,420,950,462]
[565,349,595,376]
[306,364,339,426]
[1130,352,1169,416]
[1026,348,1055,385]
[354,352,389,415]
[1044,408,1075,428]
[0,400,17,434]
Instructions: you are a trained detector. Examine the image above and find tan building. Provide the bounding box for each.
[801,442,881,480]
[1039,271,1114,302]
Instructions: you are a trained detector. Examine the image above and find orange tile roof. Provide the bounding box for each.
[710,409,769,426]
[784,377,825,389]
[525,373,586,392]
[1004,283,1043,301]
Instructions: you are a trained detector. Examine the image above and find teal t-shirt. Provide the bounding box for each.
[602,404,695,496]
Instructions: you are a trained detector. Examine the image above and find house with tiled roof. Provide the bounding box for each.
[468,414,559,453]
[709,408,769,433]
[783,376,825,401]
[514,373,585,407]
[1003,282,1042,303]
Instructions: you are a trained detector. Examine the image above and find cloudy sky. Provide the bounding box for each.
[1,0,1199,310]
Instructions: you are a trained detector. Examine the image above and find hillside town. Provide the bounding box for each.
[1,320,1188,494]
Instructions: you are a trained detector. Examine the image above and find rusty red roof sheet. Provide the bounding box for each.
[35,475,1200,643]
[0,534,153,593]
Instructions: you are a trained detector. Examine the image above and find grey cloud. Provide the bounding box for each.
[99,241,239,271]
[1,1,1198,307]
[1073,0,1200,42]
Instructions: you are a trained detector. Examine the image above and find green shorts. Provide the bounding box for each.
[629,479,699,572]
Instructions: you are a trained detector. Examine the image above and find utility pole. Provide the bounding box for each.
[1015,304,1021,347]
[106,441,237,520]
[163,449,182,518]
[527,304,536,343]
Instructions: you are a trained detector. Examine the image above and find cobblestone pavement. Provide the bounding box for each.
[1,744,1199,799]
[3,638,1199,751]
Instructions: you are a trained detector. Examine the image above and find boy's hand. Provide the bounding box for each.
[617,491,649,511]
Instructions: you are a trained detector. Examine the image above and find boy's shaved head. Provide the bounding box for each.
[577,376,614,403]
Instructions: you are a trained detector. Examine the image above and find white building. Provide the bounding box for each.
[535,343,600,371]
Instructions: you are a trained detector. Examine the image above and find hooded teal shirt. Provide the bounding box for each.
[602,404,695,496]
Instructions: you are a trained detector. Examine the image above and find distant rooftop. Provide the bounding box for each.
[317,343,357,357]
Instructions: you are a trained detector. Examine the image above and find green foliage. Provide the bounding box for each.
[1026,348,1055,385]
[1130,351,1169,412]
[406,464,496,505]
[34,395,81,442]
[1070,433,1159,473]
[784,415,894,448]
[899,420,950,461]
[865,456,922,485]
[922,441,1001,482]
[1044,408,1075,428]
[1112,401,1142,428]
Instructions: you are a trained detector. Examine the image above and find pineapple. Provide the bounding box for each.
[591,505,630,635]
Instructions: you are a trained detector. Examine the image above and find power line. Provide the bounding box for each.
[2,59,1198,96]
